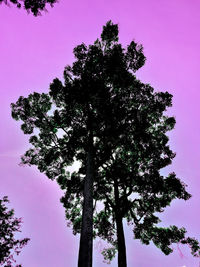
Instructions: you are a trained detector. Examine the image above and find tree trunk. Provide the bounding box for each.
[114,178,127,267]
[78,132,94,267]
[115,212,127,267]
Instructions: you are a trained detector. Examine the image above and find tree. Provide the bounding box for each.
[60,77,200,266]
[91,78,200,266]
[0,0,57,16]
[0,196,30,267]
[11,20,200,267]
[11,20,145,267]
[92,148,200,265]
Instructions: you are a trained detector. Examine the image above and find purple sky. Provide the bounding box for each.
[0,0,200,266]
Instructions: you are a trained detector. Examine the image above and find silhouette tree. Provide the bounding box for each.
[0,196,30,267]
[92,150,200,265]
[11,20,145,267]
[91,80,200,265]
[60,78,200,266]
[0,0,57,16]
[11,20,200,267]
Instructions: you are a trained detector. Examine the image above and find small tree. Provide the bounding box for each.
[0,0,58,16]
[0,196,30,267]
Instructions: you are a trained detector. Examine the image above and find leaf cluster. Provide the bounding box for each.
[0,0,57,16]
[0,196,30,267]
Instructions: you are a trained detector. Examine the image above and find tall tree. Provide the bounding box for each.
[0,0,57,16]
[11,20,200,267]
[60,79,200,266]
[11,20,146,266]
[0,196,30,267]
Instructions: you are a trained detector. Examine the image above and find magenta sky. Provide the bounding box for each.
[0,0,200,266]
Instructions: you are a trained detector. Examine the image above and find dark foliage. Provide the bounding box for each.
[0,0,57,16]
[0,196,30,267]
[11,20,200,266]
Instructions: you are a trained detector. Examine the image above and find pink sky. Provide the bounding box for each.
[0,0,200,266]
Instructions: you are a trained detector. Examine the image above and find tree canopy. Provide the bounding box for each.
[0,196,30,267]
[0,0,57,16]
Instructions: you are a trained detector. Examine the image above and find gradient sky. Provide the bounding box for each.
[0,0,200,266]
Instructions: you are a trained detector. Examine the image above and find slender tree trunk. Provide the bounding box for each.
[114,178,127,267]
[115,212,127,267]
[78,130,94,267]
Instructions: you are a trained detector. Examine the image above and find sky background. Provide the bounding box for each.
[0,0,200,266]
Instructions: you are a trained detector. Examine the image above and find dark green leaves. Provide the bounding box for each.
[49,78,65,107]
[24,0,57,16]
[73,43,87,60]
[11,93,51,135]
[181,237,200,257]
[101,246,117,264]
[164,172,192,200]
[134,224,187,255]
[11,20,200,264]
[101,20,119,46]
[0,197,30,266]
[126,41,146,72]
[1,0,58,16]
